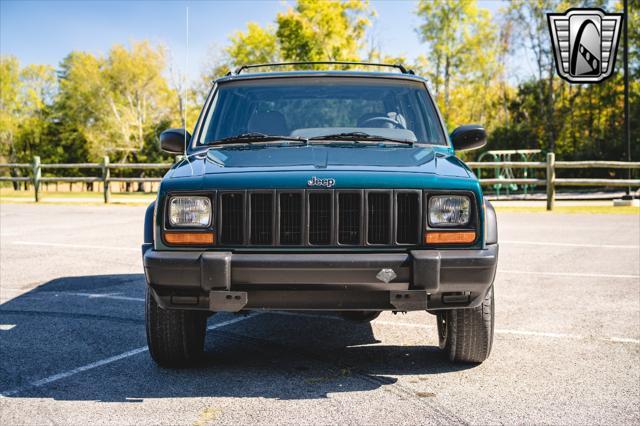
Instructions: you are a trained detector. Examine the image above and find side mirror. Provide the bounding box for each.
[160,128,191,154]
[450,125,487,151]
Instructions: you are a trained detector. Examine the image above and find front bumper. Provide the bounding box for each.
[142,245,498,312]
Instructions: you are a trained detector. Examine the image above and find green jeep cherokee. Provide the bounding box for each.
[142,62,498,367]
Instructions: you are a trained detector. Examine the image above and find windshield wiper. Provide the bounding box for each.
[308,131,414,146]
[210,132,307,145]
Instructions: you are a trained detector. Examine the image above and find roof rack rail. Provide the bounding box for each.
[232,61,415,75]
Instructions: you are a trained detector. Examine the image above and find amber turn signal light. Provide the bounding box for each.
[164,231,215,245]
[424,231,476,244]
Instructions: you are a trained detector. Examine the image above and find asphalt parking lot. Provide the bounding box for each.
[0,203,638,425]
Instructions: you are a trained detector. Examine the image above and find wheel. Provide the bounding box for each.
[145,287,208,367]
[339,311,382,322]
[436,286,494,363]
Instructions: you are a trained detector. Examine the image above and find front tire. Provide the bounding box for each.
[145,287,208,367]
[437,286,494,363]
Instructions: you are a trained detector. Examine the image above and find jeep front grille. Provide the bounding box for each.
[367,192,392,244]
[219,192,245,245]
[279,192,303,245]
[309,192,332,245]
[396,192,420,244]
[250,192,273,245]
[217,190,422,247]
[337,192,361,244]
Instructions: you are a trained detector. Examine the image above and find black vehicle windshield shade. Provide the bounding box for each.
[198,77,447,146]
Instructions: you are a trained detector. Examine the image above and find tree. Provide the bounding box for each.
[276,0,372,63]
[0,57,55,163]
[416,0,503,128]
[102,42,174,161]
[56,42,175,161]
[52,51,103,163]
[228,23,280,66]
[505,0,564,152]
[216,0,373,71]
[15,64,56,159]
[196,0,376,102]
[0,56,21,162]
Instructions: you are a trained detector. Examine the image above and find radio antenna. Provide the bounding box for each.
[183,6,189,158]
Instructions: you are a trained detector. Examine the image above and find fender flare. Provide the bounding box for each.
[485,199,498,245]
[144,201,156,245]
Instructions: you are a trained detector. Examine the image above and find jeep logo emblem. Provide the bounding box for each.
[307,176,336,188]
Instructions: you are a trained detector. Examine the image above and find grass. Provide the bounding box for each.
[0,189,155,205]
[495,205,640,215]
[0,190,155,199]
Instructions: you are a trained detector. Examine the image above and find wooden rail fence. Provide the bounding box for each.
[0,156,172,203]
[1,153,639,209]
[467,153,640,210]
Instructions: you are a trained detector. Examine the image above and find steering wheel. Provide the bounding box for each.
[361,116,406,129]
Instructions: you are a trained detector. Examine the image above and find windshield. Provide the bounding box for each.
[197,77,447,146]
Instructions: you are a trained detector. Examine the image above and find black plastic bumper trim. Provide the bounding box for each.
[143,245,498,311]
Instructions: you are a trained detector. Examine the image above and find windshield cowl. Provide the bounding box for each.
[206,130,417,148]
[203,143,443,172]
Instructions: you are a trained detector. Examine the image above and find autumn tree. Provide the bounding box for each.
[56,42,175,162]
[416,0,503,129]
[504,0,559,152]
[0,56,21,162]
[228,23,280,66]
[276,0,372,63]
[0,57,55,163]
[207,0,373,74]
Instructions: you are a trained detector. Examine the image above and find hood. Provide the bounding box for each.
[170,144,470,179]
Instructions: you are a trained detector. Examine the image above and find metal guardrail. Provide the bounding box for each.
[0,153,638,208]
[0,156,172,203]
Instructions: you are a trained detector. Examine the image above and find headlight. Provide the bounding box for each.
[428,195,471,226]
[168,196,212,227]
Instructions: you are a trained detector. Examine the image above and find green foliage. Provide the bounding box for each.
[222,0,373,69]
[275,0,372,63]
[0,56,21,160]
[228,23,280,66]
[0,57,56,163]
[58,42,174,162]
[415,0,503,129]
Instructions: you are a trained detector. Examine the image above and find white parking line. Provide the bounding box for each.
[609,337,640,344]
[10,241,139,252]
[498,270,640,279]
[268,313,640,345]
[501,240,639,250]
[0,314,260,398]
[0,346,151,398]
[2,291,637,398]
[41,293,640,345]
[373,320,640,344]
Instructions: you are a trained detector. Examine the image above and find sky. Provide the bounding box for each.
[1,0,513,83]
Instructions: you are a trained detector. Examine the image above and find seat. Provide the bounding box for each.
[247,111,288,135]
